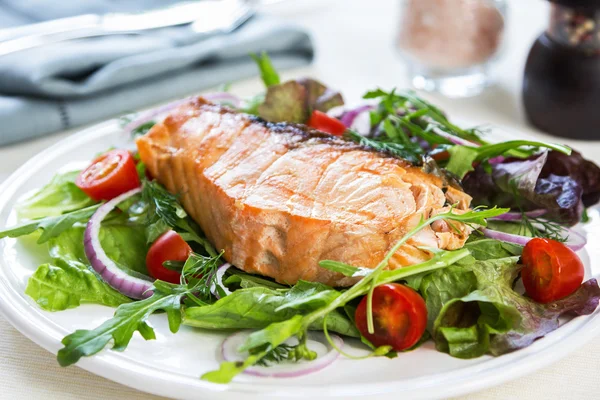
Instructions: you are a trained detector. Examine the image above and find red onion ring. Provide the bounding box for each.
[124,93,243,134]
[83,188,154,299]
[221,331,343,378]
[210,263,232,299]
[490,209,547,221]
[123,98,193,134]
[481,227,587,251]
[201,92,243,107]
[340,105,374,128]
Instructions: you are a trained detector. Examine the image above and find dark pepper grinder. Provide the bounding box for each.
[523,0,600,139]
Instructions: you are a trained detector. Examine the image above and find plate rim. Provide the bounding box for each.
[1,120,600,400]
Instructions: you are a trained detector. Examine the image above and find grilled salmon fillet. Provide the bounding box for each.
[136,98,472,286]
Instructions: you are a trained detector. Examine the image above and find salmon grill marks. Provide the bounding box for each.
[136,98,473,287]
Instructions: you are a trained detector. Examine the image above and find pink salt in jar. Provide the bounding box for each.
[397,0,506,97]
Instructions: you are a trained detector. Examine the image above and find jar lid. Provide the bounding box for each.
[550,0,600,7]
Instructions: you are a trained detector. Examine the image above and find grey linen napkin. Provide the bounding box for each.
[0,0,313,145]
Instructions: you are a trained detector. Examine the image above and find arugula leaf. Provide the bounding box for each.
[16,171,95,219]
[183,284,358,337]
[26,259,131,311]
[363,88,484,145]
[344,130,423,164]
[250,52,281,87]
[224,269,286,289]
[57,282,185,367]
[463,238,523,260]
[446,141,572,179]
[0,204,100,244]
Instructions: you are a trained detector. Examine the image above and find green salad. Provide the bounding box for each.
[1,54,600,383]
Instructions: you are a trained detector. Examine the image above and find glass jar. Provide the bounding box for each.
[396,0,507,97]
[523,0,600,139]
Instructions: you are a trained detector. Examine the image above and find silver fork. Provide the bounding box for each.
[0,0,254,57]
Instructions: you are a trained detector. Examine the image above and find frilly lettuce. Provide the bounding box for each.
[463,150,599,225]
[415,245,600,359]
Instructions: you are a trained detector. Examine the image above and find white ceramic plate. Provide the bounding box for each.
[1,120,600,400]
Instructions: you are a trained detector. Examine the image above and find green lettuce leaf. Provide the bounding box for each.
[26,259,131,311]
[16,171,95,220]
[99,224,149,276]
[26,227,132,311]
[420,257,600,359]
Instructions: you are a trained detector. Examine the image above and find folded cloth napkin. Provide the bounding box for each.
[0,0,313,145]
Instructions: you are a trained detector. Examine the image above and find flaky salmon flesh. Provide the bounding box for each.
[136,98,473,287]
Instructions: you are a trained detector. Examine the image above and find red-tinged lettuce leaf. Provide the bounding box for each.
[258,81,308,123]
[540,150,600,207]
[462,151,590,225]
[257,78,344,124]
[296,77,344,112]
[424,256,600,359]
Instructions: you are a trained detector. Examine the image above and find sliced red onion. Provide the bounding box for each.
[340,105,375,128]
[210,263,232,299]
[124,98,193,134]
[221,331,343,378]
[481,227,587,251]
[84,188,154,299]
[124,93,242,134]
[201,92,243,107]
[488,156,505,165]
[490,209,547,221]
[432,127,480,147]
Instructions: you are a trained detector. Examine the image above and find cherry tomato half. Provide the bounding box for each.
[355,283,427,351]
[521,238,584,303]
[76,149,141,201]
[146,231,193,284]
[307,110,347,136]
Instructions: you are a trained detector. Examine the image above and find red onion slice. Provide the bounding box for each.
[124,93,243,134]
[481,227,587,251]
[340,105,374,128]
[221,331,343,378]
[124,98,193,134]
[201,92,243,107]
[490,209,547,221]
[84,188,154,299]
[210,263,232,299]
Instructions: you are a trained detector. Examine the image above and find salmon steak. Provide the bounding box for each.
[136,98,473,286]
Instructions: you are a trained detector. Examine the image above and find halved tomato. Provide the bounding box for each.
[76,149,140,201]
[521,238,584,303]
[307,110,347,136]
[355,283,427,351]
[146,231,193,284]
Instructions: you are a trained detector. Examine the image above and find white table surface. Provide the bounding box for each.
[1,0,600,399]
